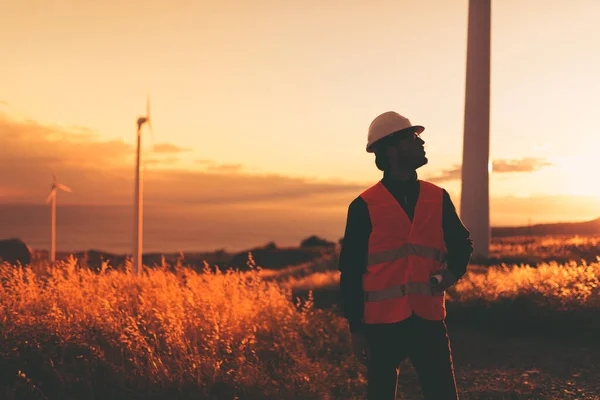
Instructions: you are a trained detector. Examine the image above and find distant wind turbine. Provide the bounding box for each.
[45,175,71,263]
[133,94,154,275]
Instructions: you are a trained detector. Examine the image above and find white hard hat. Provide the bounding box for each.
[366,111,424,153]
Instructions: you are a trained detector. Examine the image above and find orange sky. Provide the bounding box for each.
[1,0,600,227]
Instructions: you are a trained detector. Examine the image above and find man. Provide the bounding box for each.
[338,111,473,400]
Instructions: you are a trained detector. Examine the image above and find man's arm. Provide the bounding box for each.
[442,190,474,280]
[338,197,371,333]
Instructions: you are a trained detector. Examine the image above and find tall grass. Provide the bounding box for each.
[280,258,600,311]
[450,260,600,309]
[489,234,600,262]
[0,257,364,400]
[2,235,600,398]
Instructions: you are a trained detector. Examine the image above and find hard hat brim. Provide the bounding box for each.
[366,125,425,153]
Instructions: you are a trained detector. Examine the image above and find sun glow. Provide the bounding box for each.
[549,155,600,198]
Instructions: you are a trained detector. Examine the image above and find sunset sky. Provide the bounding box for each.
[2,0,600,228]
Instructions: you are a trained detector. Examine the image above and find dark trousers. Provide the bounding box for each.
[364,315,458,400]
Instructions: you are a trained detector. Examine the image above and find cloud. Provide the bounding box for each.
[492,157,554,173]
[0,114,365,208]
[141,169,364,207]
[152,143,191,154]
[145,157,180,166]
[426,157,554,183]
[1,114,595,251]
[206,163,243,173]
[0,114,133,169]
[194,160,244,173]
[425,165,462,183]
[5,114,571,224]
[194,159,245,173]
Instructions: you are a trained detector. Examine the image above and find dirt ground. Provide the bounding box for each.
[297,285,600,400]
[376,323,600,400]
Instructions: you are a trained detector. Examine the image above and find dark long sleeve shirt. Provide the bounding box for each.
[338,173,474,333]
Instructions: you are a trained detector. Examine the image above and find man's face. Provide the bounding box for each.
[385,129,428,169]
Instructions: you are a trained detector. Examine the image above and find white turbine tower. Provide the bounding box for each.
[45,175,72,263]
[460,0,492,259]
[133,94,153,275]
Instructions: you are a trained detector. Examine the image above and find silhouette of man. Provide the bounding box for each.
[338,112,473,399]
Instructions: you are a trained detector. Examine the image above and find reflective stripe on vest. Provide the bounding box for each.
[367,243,446,267]
[364,281,444,302]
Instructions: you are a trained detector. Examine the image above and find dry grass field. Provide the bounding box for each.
[0,235,599,399]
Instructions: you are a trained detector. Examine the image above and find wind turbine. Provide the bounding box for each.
[460,0,492,259]
[45,175,72,263]
[133,94,154,275]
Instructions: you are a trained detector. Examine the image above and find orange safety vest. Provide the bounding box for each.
[360,180,447,324]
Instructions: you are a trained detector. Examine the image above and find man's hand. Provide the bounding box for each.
[430,268,457,291]
[351,332,369,365]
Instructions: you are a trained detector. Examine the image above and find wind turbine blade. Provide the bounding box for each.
[45,189,56,204]
[148,120,155,149]
[57,184,72,192]
[146,93,151,120]
[146,93,155,149]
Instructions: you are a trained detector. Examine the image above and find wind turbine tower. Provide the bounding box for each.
[46,175,72,262]
[133,95,153,275]
[460,0,491,259]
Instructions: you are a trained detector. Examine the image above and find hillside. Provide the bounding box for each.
[492,217,600,237]
[37,236,336,272]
